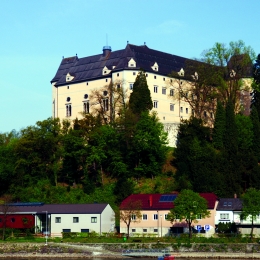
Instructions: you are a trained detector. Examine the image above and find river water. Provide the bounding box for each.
[0,257,252,260]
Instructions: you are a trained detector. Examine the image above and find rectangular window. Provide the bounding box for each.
[63,229,71,233]
[91,217,97,223]
[102,99,109,111]
[162,88,166,95]
[132,229,136,232]
[131,214,136,221]
[83,101,89,113]
[66,104,72,117]
[154,86,158,93]
[81,229,89,233]
[133,72,136,75]
[55,217,61,223]
[73,217,79,223]
[180,107,183,113]
[154,76,156,79]
[170,104,174,111]
[129,83,134,90]
[186,108,188,114]
[142,214,148,220]
[117,73,119,77]
[143,229,147,232]
[220,213,229,220]
[153,101,158,108]
[165,214,168,220]
[117,84,120,89]
[154,229,158,232]
[154,214,158,220]
[163,78,165,81]
[170,89,174,96]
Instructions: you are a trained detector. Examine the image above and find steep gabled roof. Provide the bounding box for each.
[120,193,217,211]
[51,44,193,86]
[217,198,242,211]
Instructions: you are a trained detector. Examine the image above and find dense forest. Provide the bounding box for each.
[0,40,259,209]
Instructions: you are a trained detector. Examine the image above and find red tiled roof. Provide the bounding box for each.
[120,193,217,210]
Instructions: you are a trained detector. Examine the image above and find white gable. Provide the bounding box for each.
[66,73,75,82]
[151,62,159,71]
[102,66,111,75]
[128,58,136,68]
[178,68,185,76]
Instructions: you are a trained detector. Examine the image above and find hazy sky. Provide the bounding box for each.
[1,0,259,133]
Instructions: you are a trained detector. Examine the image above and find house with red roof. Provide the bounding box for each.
[120,193,218,237]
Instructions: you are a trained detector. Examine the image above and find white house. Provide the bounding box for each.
[216,198,260,236]
[5,203,115,237]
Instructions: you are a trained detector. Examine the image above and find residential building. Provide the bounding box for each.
[119,193,218,237]
[0,203,114,237]
[216,198,260,236]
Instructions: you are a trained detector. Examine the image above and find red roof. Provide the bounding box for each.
[120,193,217,210]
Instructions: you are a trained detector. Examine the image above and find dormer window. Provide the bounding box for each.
[102,66,111,75]
[128,58,136,68]
[151,62,159,72]
[66,73,75,82]
[178,68,185,76]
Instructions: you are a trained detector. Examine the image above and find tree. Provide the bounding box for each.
[223,99,238,156]
[250,106,260,162]
[119,199,142,238]
[127,111,168,179]
[201,40,255,110]
[168,60,218,126]
[89,80,129,124]
[252,55,260,118]
[212,101,226,150]
[0,195,15,240]
[241,188,260,241]
[167,189,210,239]
[129,70,153,116]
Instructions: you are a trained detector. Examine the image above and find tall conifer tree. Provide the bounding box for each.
[223,99,238,155]
[212,101,226,150]
[250,106,260,162]
[129,70,153,116]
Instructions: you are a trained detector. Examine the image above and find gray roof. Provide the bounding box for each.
[51,44,194,86]
[7,203,109,214]
[217,198,242,211]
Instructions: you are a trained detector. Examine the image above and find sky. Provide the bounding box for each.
[1,0,259,133]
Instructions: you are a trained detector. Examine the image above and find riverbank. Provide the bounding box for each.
[1,242,260,258]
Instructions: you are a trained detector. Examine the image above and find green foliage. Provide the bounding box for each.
[212,101,225,150]
[167,189,210,238]
[241,188,260,241]
[217,222,237,233]
[235,114,253,151]
[250,106,260,162]
[129,70,153,115]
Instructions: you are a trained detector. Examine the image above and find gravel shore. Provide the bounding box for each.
[1,243,260,259]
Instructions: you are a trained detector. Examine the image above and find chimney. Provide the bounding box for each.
[149,195,153,207]
[103,46,112,57]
